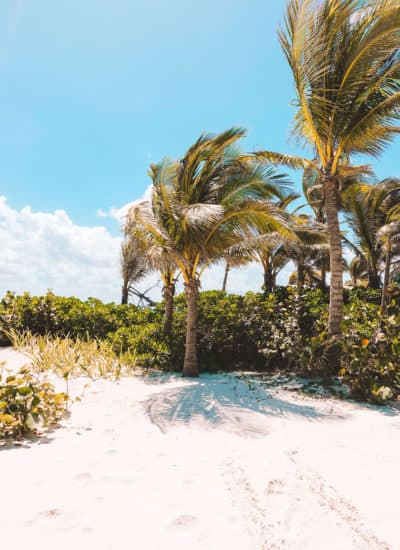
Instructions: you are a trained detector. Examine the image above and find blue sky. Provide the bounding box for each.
[0,0,399,300]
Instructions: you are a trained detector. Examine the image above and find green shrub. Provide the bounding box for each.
[0,291,158,344]
[2,288,400,403]
[108,324,174,370]
[340,299,400,403]
[0,366,67,438]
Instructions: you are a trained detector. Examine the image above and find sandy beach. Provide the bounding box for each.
[1,348,399,550]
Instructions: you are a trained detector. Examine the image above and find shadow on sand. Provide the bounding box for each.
[142,373,349,437]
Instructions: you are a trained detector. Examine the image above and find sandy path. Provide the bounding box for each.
[1,350,399,550]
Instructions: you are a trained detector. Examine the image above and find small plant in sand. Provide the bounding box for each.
[8,330,136,394]
[0,364,67,438]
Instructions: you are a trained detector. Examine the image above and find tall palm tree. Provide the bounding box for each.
[123,200,177,336]
[120,237,148,305]
[253,0,400,336]
[343,179,400,293]
[343,183,383,289]
[145,163,179,337]
[128,128,293,376]
[302,167,330,288]
[253,194,300,293]
[373,183,400,310]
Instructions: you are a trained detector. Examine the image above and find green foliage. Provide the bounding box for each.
[2,288,400,403]
[0,291,158,344]
[0,366,67,438]
[340,298,400,403]
[10,331,132,384]
[108,324,173,370]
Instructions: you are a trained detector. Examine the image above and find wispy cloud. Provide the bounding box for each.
[96,185,153,222]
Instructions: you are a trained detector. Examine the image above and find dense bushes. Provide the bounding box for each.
[1,288,400,403]
[0,291,160,344]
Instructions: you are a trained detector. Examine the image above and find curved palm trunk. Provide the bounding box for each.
[381,238,392,311]
[162,283,175,337]
[183,279,200,377]
[323,174,343,337]
[222,262,230,292]
[121,284,129,305]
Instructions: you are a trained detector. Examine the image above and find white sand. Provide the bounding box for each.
[1,348,399,550]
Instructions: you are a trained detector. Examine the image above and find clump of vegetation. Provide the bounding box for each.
[0,330,137,440]
[9,331,135,392]
[340,297,400,403]
[0,364,67,438]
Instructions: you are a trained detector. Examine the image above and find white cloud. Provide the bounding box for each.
[0,196,122,302]
[97,185,153,222]
[0,193,295,304]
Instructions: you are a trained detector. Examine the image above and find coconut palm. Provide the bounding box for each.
[343,183,383,289]
[253,194,300,293]
[279,214,329,291]
[375,189,400,310]
[127,128,294,376]
[252,0,400,336]
[343,179,400,294]
[145,163,179,337]
[302,167,332,288]
[347,255,368,287]
[220,253,253,293]
[123,199,177,336]
[379,203,400,308]
[120,237,148,305]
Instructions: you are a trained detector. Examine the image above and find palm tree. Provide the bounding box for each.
[123,198,177,336]
[252,0,400,336]
[253,194,300,293]
[128,128,294,376]
[374,183,400,310]
[347,255,368,287]
[343,179,400,294]
[278,214,329,291]
[120,237,148,305]
[343,183,383,289]
[302,167,331,289]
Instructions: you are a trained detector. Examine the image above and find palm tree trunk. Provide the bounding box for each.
[323,173,343,336]
[162,283,175,337]
[381,238,392,311]
[222,262,230,292]
[297,261,305,292]
[183,278,200,377]
[320,259,327,290]
[121,284,129,305]
[263,265,274,293]
[368,262,381,289]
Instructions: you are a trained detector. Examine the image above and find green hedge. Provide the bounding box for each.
[0,291,162,344]
[1,287,400,403]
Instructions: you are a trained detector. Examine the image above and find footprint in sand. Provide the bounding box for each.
[168,515,198,530]
[266,479,285,495]
[39,508,62,519]
[75,472,92,481]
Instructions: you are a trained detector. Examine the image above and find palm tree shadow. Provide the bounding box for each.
[143,373,348,438]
